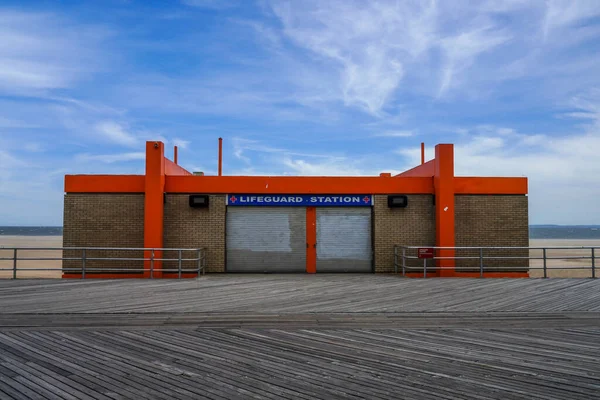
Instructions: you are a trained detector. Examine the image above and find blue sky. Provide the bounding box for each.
[1,0,600,226]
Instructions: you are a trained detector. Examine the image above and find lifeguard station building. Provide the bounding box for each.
[62,140,529,278]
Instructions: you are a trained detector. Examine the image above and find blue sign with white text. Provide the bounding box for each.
[227,194,373,207]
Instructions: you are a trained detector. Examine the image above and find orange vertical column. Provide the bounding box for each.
[434,144,455,277]
[144,141,166,278]
[306,207,316,273]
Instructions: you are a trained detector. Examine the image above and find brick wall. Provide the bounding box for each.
[63,194,145,274]
[373,195,435,273]
[455,195,529,272]
[163,195,226,273]
[62,192,528,276]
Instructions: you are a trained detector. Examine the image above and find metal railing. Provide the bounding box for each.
[394,245,599,278]
[0,247,207,279]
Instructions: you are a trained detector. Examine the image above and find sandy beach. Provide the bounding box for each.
[529,239,600,278]
[0,236,63,279]
[1,236,599,278]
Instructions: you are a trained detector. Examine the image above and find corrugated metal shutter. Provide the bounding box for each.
[316,208,372,272]
[226,207,306,272]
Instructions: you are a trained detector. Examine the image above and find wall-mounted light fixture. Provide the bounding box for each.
[189,195,209,208]
[387,195,408,208]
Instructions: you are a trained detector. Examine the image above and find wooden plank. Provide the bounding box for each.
[0,312,599,330]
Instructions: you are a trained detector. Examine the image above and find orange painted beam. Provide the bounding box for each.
[64,174,528,196]
[165,158,192,176]
[65,175,145,193]
[164,175,434,194]
[143,141,166,278]
[394,160,435,178]
[306,207,316,273]
[454,177,528,195]
[434,144,455,276]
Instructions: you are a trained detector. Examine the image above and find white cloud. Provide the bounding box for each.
[438,27,511,96]
[266,0,522,112]
[397,98,600,224]
[372,130,415,138]
[456,130,600,225]
[261,0,600,114]
[231,137,341,161]
[281,157,367,176]
[568,89,600,123]
[543,0,600,37]
[181,0,239,9]
[23,143,45,153]
[228,137,402,177]
[0,9,109,95]
[173,138,191,149]
[95,122,139,148]
[0,116,40,129]
[269,0,437,115]
[0,150,26,171]
[75,152,146,164]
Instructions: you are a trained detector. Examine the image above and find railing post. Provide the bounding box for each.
[402,247,406,277]
[479,248,484,278]
[423,258,427,278]
[592,248,596,279]
[12,249,17,280]
[543,248,547,279]
[150,249,155,279]
[197,249,202,275]
[82,249,86,279]
[178,249,182,279]
[394,246,398,274]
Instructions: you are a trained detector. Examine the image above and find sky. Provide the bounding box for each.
[1,0,600,226]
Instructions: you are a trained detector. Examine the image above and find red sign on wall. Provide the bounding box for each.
[418,248,434,259]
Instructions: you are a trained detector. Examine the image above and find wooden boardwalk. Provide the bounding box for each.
[1,275,600,313]
[0,276,599,398]
[0,327,598,399]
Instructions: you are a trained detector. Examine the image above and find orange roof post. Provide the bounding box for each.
[174,145,178,165]
[218,137,223,176]
[421,142,425,165]
[434,144,455,277]
[143,141,165,278]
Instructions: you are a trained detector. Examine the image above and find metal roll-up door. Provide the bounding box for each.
[226,207,306,272]
[316,208,372,272]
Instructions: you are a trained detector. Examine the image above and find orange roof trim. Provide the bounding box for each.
[164,175,435,194]
[65,175,145,193]
[455,177,528,195]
